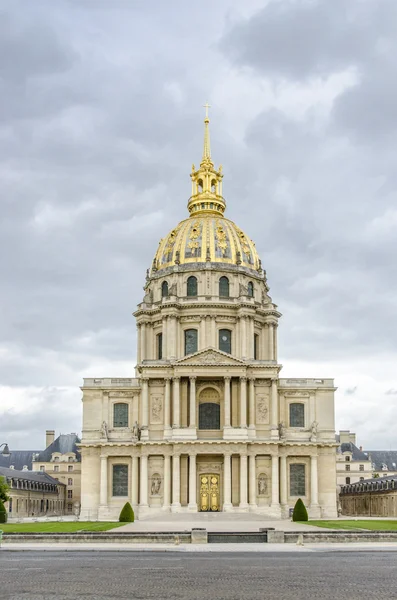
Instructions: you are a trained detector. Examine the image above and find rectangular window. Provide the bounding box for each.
[290,464,306,496]
[345,456,350,461]
[67,490,73,499]
[360,477,364,481]
[254,334,259,360]
[68,457,73,462]
[184,329,198,355]
[345,464,350,471]
[112,464,128,497]
[68,478,73,485]
[359,464,364,471]
[54,466,59,472]
[68,503,73,513]
[289,403,305,428]
[113,403,129,427]
[219,329,232,354]
[68,465,73,472]
[40,465,45,472]
[157,333,163,359]
[346,477,351,484]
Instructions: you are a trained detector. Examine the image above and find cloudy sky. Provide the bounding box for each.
[1,0,396,451]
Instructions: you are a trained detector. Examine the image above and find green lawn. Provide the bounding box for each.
[0,521,125,534]
[306,520,397,531]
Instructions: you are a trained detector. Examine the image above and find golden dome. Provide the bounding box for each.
[152,215,261,273]
[151,108,261,275]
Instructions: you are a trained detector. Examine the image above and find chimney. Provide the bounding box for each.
[46,430,55,448]
[349,433,357,445]
[360,446,363,451]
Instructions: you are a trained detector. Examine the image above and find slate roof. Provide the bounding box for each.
[0,450,40,471]
[337,442,370,462]
[34,433,81,462]
[0,466,65,486]
[365,451,397,472]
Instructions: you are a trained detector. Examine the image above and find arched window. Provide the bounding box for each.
[198,179,203,193]
[219,276,229,298]
[290,464,306,496]
[113,403,129,428]
[157,333,163,359]
[211,180,216,193]
[187,276,197,297]
[184,329,198,355]
[289,403,305,428]
[219,329,232,354]
[161,281,169,297]
[248,282,254,297]
[112,464,128,497]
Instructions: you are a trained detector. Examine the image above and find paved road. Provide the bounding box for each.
[1,550,397,600]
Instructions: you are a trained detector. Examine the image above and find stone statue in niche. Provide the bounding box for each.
[132,421,141,440]
[310,420,319,441]
[258,473,268,496]
[151,473,161,495]
[278,421,286,440]
[101,421,108,440]
[168,283,177,296]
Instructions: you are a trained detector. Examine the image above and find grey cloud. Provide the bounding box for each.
[385,389,397,396]
[345,387,358,396]
[220,0,397,80]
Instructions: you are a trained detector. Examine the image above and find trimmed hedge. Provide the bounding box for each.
[292,498,308,522]
[0,498,7,523]
[119,502,134,522]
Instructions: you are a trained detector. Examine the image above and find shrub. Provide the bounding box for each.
[119,502,134,522]
[292,498,308,522]
[0,498,7,523]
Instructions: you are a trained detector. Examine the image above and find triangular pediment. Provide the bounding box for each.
[175,348,246,366]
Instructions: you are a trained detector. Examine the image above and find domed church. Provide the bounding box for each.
[80,111,338,520]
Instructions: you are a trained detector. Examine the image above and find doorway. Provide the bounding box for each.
[199,473,220,512]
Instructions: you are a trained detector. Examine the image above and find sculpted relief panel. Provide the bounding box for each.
[256,393,270,424]
[150,396,163,424]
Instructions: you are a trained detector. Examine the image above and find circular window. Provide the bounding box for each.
[222,335,227,341]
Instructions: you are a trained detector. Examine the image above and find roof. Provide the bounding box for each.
[366,451,397,471]
[337,441,370,462]
[0,450,40,471]
[34,433,81,462]
[0,466,65,486]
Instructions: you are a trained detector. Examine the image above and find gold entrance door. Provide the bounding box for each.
[199,474,220,512]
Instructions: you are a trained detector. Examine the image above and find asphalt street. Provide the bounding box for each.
[1,550,396,600]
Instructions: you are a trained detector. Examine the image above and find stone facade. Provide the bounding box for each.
[336,430,372,488]
[340,476,397,517]
[79,114,338,521]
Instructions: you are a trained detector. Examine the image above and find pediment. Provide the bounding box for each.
[175,348,246,366]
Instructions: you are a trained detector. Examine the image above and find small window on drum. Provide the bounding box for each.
[113,403,129,428]
[184,329,198,355]
[219,329,232,354]
[219,276,229,298]
[157,333,163,359]
[187,276,197,297]
[161,281,169,297]
[248,282,254,297]
[254,333,259,360]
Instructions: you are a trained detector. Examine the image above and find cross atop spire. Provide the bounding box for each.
[203,102,211,119]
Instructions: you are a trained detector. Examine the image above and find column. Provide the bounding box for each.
[223,453,232,510]
[141,378,149,440]
[206,316,211,347]
[164,378,171,433]
[162,316,168,358]
[141,322,146,361]
[241,316,247,358]
[131,456,139,506]
[171,454,181,510]
[211,316,216,347]
[189,376,197,428]
[249,317,255,359]
[172,377,180,428]
[163,455,171,509]
[280,455,287,506]
[268,323,274,360]
[99,455,108,506]
[311,454,319,506]
[239,454,249,508]
[240,376,247,428]
[249,454,257,507]
[188,454,197,510]
[137,324,142,363]
[248,378,255,428]
[200,316,206,350]
[223,376,231,428]
[273,324,278,362]
[271,454,279,507]
[262,326,267,361]
[271,379,279,438]
[140,454,148,507]
[236,317,241,358]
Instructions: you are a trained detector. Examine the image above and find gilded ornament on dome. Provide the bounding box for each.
[214,219,231,258]
[162,228,179,264]
[185,220,202,258]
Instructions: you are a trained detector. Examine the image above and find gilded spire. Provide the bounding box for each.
[202,102,211,162]
[188,105,225,217]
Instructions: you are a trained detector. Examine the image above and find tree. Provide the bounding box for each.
[0,477,9,503]
[119,502,134,522]
[292,498,308,522]
[0,498,7,523]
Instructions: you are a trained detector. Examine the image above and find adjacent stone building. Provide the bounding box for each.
[80,114,338,521]
[340,476,397,517]
[0,466,65,519]
[31,430,81,515]
[336,431,372,487]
